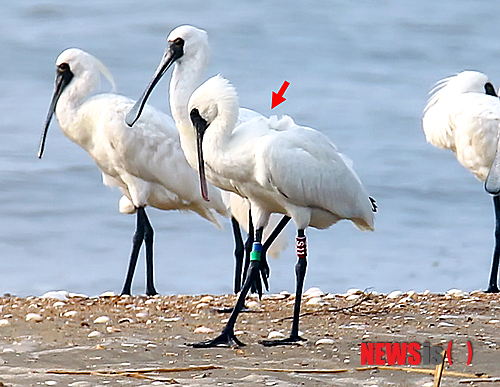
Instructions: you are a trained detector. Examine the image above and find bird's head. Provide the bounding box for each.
[125,25,209,127]
[188,75,239,202]
[38,48,114,159]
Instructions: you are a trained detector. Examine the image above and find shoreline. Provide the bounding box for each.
[0,289,499,386]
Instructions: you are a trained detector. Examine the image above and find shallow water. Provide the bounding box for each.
[1,0,500,296]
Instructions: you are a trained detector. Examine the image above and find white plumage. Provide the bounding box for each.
[186,75,375,346]
[39,48,228,296]
[422,70,500,293]
[190,75,375,235]
[126,25,289,294]
[125,26,375,346]
[160,26,371,232]
[423,71,500,181]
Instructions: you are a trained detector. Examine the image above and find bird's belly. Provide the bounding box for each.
[309,207,341,229]
[243,185,288,215]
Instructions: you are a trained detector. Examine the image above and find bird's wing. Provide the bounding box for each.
[449,93,500,181]
[423,80,458,150]
[254,118,374,228]
[84,94,228,220]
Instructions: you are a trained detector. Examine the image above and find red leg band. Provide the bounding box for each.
[296,236,307,259]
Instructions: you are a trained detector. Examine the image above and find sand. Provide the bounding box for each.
[0,289,498,386]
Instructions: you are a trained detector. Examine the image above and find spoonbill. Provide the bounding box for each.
[126,25,291,294]
[189,75,376,346]
[422,70,500,293]
[39,48,234,296]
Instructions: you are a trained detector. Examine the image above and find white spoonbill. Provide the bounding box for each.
[39,48,230,296]
[126,25,291,294]
[189,76,376,346]
[422,70,500,293]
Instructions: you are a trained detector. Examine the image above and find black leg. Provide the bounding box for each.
[242,209,254,282]
[121,207,146,295]
[218,215,252,314]
[258,215,292,293]
[231,216,244,294]
[487,196,500,293]
[143,209,157,296]
[261,229,308,346]
[188,227,265,348]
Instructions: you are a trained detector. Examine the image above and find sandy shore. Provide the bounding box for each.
[0,289,498,386]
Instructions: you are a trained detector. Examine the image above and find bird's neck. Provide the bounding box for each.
[169,60,206,170]
[201,110,241,177]
[55,86,94,149]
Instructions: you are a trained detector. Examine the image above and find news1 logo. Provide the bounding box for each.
[360,341,472,366]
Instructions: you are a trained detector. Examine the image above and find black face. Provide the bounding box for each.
[56,62,74,88]
[55,62,74,90]
[190,108,210,202]
[170,37,185,61]
[485,82,497,97]
[190,108,208,136]
[38,61,74,158]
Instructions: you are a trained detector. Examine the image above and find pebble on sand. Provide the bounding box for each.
[99,291,116,298]
[118,317,135,324]
[387,291,403,299]
[267,331,286,339]
[445,289,469,298]
[87,331,102,338]
[40,291,69,301]
[303,287,325,298]
[68,292,89,298]
[315,338,335,345]
[246,300,260,309]
[0,319,10,327]
[93,316,111,324]
[306,297,328,306]
[198,295,214,304]
[26,313,43,322]
[194,326,214,334]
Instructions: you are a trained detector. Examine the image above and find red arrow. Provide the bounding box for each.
[271,80,290,109]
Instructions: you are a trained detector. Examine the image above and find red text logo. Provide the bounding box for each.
[360,341,472,366]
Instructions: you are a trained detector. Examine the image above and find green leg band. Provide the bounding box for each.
[250,242,262,261]
[250,250,261,262]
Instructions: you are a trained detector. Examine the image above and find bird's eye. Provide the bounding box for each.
[173,37,184,47]
[57,62,70,72]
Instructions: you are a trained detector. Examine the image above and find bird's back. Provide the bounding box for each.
[250,117,375,231]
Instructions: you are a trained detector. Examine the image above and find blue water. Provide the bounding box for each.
[1,0,499,297]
